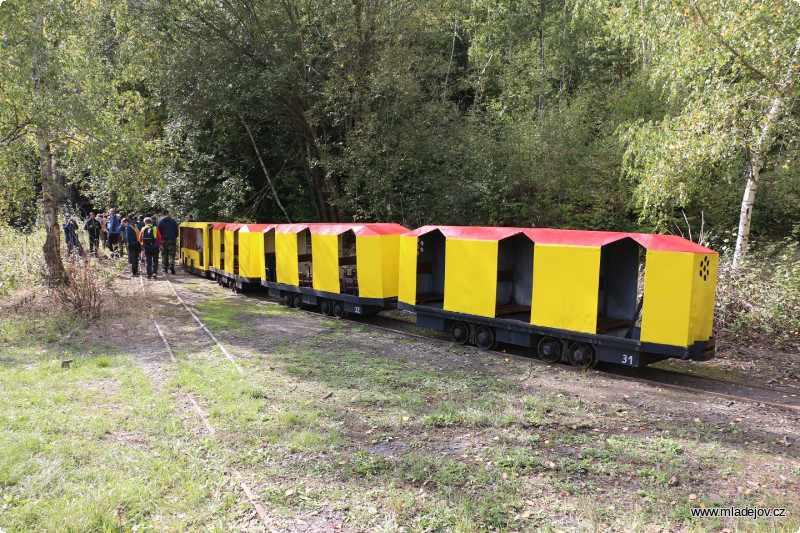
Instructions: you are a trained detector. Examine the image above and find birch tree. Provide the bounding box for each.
[1,0,145,280]
[594,0,800,264]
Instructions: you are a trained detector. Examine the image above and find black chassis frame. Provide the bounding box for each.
[181,257,212,279]
[265,281,396,316]
[209,266,263,291]
[398,302,715,367]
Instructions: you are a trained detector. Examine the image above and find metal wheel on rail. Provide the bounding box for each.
[474,325,495,351]
[320,299,332,316]
[537,336,561,363]
[332,301,346,319]
[449,321,469,345]
[567,341,595,369]
[292,293,304,309]
[283,292,292,307]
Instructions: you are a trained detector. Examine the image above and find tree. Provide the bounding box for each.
[1,0,153,280]
[594,0,800,263]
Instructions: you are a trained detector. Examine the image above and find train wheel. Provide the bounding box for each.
[449,321,469,345]
[474,325,495,351]
[292,294,303,309]
[320,299,332,316]
[332,301,345,319]
[283,292,292,307]
[567,341,595,369]
[537,336,561,363]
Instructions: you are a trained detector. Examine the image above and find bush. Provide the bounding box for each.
[715,241,800,349]
[49,260,106,320]
[0,225,45,298]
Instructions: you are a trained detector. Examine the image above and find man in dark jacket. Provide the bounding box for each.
[157,209,179,275]
[62,214,82,257]
[83,212,102,257]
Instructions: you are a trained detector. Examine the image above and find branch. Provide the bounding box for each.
[0,120,31,145]
[239,114,292,223]
[691,1,782,94]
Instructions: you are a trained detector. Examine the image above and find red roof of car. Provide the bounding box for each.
[404,226,716,254]
[275,223,408,237]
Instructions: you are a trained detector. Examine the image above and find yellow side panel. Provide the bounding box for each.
[249,232,266,280]
[276,232,299,286]
[380,234,401,298]
[689,253,718,343]
[531,245,600,334]
[238,232,251,278]
[397,236,418,305]
[200,226,209,270]
[443,239,498,318]
[224,230,235,273]
[212,230,223,270]
[640,250,693,346]
[312,234,340,293]
[356,236,383,299]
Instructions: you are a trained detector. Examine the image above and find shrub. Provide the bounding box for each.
[49,260,106,320]
[715,241,800,349]
[0,225,45,298]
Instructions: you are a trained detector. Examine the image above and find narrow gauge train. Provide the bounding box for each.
[179,222,718,369]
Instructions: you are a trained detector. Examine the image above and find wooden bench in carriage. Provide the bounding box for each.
[264,223,408,317]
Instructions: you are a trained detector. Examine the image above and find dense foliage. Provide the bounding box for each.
[1,0,799,252]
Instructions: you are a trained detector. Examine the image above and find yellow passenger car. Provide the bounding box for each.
[398,226,717,367]
[179,222,213,278]
[267,223,408,317]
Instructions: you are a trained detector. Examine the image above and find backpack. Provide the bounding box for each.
[142,226,156,247]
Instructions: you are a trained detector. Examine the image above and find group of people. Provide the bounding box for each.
[63,209,194,280]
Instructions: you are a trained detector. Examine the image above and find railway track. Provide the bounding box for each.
[168,272,800,413]
[141,273,278,530]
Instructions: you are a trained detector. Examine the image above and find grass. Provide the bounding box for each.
[1,273,798,532]
[0,346,233,532]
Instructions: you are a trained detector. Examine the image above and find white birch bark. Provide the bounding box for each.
[732,37,800,267]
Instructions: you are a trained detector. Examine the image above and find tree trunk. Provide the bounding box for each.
[39,127,66,282]
[732,96,783,267]
[32,11,66,283]
[538,0,545,115]
[240,116,292,223]
[730,35,800,266]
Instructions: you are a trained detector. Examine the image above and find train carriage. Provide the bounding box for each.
[209,223,245,288]
[397,226,717,367]
[265,223,408,317]
[179,222,214,278]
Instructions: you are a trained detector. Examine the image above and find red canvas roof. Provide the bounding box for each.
[239,223,276,233]
[219,223,245,232]
[276,223,408,237]
[404,226,716,254]
[210,222,232,230]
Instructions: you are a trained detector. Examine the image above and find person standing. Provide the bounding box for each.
[185,214,194,222]
[83,212,102,257]
[157,210,179,275]
[139,217,162,279]
[62,214,82,256]
[106,209,121,257]
[121,218,141,276]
